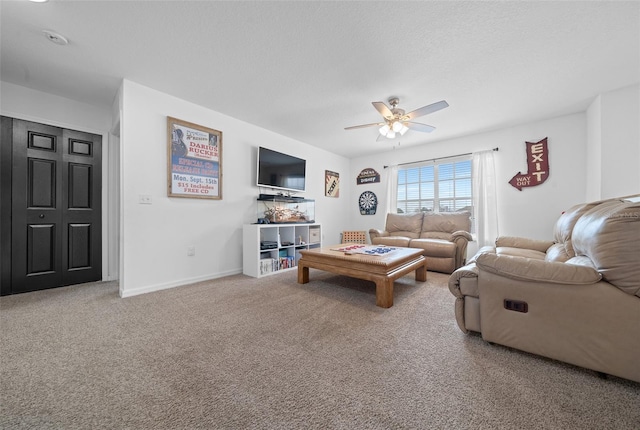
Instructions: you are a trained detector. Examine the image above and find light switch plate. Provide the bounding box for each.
[139,195,152,204]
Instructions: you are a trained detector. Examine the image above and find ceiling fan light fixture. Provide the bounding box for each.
[345,97,449,141]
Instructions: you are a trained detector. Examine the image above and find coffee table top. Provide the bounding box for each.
[299,244,423,268]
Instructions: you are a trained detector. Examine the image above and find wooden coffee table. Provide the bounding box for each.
[297,244,427,308]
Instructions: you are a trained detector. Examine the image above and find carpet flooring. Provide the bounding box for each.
[1,270,639,429]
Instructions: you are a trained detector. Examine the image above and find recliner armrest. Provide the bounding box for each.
[450,230,473,242]
[495,236,554,253]
[449,263,479,298]
[475,253,602,285]
[368,229,388,241]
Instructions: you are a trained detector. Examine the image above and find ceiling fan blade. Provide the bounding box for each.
[372,101,393,119]
[405,100,449,120]
[344,122,384,130]
[405,122,436,133]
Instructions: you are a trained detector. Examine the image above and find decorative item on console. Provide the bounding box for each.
[257,196,315,224]
[263,206,309,223]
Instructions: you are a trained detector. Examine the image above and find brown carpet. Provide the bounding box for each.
[1,270,639,429]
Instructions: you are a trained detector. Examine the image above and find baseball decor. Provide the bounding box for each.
[509,137,549,191]
[359,191,378,215]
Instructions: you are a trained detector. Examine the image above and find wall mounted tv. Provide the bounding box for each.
[256,147,306,193]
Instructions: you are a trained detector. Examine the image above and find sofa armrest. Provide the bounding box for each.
[448,263,479,298]
[450,230,473,242]
[495,236,553,253]
[475,253,602,285]
[368,229,388,241]
[450,230,473,269]
[448,263,479,334]
[468,246,496,264]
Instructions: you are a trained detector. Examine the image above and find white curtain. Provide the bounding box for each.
[385,165,398,214]
[472,150,499,247]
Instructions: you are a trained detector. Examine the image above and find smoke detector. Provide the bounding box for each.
[42,30,68,45]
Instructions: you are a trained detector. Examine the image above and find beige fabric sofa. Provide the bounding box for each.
[449,196,640,382]
[369,212,472,273]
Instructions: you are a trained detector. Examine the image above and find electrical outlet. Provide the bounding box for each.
[187,246,195,256]
[139,195,152,205]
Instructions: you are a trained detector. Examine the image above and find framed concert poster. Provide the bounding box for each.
[167,116,222,199]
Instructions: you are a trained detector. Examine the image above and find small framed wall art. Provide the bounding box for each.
[325,170,340,197]
[167,116,222,199]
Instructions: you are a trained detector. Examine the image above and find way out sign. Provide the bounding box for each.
[509,138,549,191]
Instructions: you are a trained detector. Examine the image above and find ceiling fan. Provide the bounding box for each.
[345,97,449,140]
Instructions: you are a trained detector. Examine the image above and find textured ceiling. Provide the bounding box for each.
[1,1,638,158]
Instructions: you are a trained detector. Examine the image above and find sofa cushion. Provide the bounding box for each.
[383,213,422,239]
[572,201,640,297]
[410,238,456,257]
[372,236,412,247]
[419,231,452,240]
[494,236,553,253]
[565,255,597,269]
[544,243,572,262]
[467,246,496,264]
[549,200,610,262]
[422,211,471,234]
[497,247,546,260]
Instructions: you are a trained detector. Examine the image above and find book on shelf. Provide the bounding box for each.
[278,256,295,270]
[259,258,276,275]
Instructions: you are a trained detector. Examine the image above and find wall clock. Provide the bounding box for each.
[359,191,378,215]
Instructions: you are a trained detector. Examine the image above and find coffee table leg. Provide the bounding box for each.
[375,278,394,308]
[298,263,309,284]
[415,261,427,282]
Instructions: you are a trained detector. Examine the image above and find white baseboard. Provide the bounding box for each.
[119,268,242,298]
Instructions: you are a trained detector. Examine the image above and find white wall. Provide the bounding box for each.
[4,78,636,295]
[586,83,640,199]
[349,113,588,257]
[1,82,112,132]
[119,80,350,297]
[0,81,116,280]
[586,95,602,202]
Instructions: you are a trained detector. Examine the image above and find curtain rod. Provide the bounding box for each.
[384,147,499,168]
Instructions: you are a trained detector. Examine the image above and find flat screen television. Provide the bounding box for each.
[256,147,306,193]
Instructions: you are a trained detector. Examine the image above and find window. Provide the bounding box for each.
[396,157,472,214]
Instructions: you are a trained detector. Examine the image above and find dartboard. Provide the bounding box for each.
[359,191,378,215]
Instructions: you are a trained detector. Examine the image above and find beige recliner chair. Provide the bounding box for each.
[481,198,604,262]
[449,196,640,383]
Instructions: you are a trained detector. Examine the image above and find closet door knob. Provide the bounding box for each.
[39,214,45,219]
